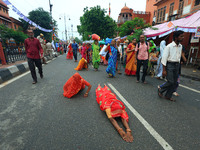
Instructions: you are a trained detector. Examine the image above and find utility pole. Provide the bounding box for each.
[71,24,73,39]
[64,14,67,42]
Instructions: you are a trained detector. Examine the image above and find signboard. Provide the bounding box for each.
[195,26,200,37]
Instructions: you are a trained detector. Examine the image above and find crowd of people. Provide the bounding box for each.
[64,31,187,102]
[24,29,186,142]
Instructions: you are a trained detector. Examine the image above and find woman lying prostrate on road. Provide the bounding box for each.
[96,84,133,142]
[63,73,91,98]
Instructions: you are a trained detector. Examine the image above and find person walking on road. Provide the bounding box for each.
[25,30,44,84]
[72,40,78,62]
[46,40,54,59]
[158,30,184,101]
[92,40,101,71]
[135,35,150,83]
[156,40,166,79]
[37,33,47,64]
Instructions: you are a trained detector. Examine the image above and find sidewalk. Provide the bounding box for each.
[0,54,58,84]
[181,64,200,81]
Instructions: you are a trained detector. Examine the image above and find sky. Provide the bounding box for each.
[8,0,147,40]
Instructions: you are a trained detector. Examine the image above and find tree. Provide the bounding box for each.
[74,37,82,44]
[77,6,117,41]
[20,7,57,41]
[117,17,150,41]
[0,24,28,45]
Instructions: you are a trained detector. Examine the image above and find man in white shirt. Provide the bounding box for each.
[158,30,184,101]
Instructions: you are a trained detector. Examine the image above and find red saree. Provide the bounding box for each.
[66,44,73,59]
[96,85,129,122]
[63,73,90,98]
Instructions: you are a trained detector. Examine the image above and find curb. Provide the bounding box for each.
[0,62,29,84]
[0,54,59,84]
[180,74,200,81]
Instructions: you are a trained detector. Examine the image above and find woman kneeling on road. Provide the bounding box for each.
[63,73,91,98]
[96,84,133,142]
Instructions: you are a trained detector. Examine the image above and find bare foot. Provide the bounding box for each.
[124,130,134,142]
[117,128,126,141]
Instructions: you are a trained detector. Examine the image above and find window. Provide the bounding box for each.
[195,0,200,6]
[14,24,17,29]
[178,0,184,17]
[156,6,166,23]
[157,9,160,23]
[169,2,174,16]
[154,10,157,17]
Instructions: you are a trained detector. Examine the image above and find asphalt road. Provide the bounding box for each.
[0,54,200,150]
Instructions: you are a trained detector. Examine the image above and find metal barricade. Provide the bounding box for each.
[3,46,27,64]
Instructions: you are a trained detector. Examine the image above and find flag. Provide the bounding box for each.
[167,21,174,28]
[109,3,111,16]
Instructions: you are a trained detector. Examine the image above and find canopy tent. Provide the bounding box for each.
[144,10,200,39]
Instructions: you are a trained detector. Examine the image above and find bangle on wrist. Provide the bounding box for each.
[126,129,131,132]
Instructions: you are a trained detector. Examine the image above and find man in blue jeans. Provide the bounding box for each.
[72,40,78,62]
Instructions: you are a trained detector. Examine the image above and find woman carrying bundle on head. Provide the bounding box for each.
[92,40,101,71]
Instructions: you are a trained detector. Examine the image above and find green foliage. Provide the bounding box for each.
[0,24,28,44]
[77,6,117,41]
[118,17,151,40]
[20,7,57,41]
[127,29,143,42]
[75,37,82,44]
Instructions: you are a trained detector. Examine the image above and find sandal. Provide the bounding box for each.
[158,87,163,98]
[164,96,176,102]
[173,92,179,97]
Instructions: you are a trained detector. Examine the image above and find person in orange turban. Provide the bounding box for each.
[63,73,91,98]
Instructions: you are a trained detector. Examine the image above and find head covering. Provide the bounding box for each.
[160,40,166,51]
[125,40,129,43]
[40,33,44,36]
[149,40,156,53]
[82,43,86,46]
[63,73,83,98]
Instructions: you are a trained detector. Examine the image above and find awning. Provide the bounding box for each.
[144,10,200,38]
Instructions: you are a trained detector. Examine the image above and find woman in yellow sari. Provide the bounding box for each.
[125,38,137,75]
[74,58,88,71]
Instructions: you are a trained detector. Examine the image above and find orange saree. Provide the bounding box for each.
[125,43,136,75]
[63,73,90,98]
[74,58,88,71]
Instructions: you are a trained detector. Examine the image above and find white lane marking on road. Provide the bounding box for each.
[0,58,57,88]
[0,71,30,88]
[108,83,174,150]
[179,84,200,94]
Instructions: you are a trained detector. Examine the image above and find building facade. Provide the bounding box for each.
[146,0,200,25]
[0,0,22,30]
[10,17,22,31]
[0,0,11,28]
[117,4,150,27]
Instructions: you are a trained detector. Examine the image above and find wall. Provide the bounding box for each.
[145,0,157,25]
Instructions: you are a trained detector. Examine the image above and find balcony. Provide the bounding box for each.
[154,0,168,6]
[117,17,132,24]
